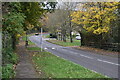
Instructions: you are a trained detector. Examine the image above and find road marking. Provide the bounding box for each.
[52,48,55,49]
[80,54,93,59]
[97,59,120,66]
[44,48,47,49]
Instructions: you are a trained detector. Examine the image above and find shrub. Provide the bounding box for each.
[2,49,19,64]
[2,64,15,78]
[9,52,19,64]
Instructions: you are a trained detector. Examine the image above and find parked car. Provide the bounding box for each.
[35,33,39,35]
[76,33,81,40]
[49,33,57,38]
[76,36,81,40]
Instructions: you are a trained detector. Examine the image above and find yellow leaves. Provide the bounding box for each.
[93,27,109,35]
[82,16,86,20]
[71,11,81,19]
[93,28,102,34]
[103,27,109,33]
[71,18,81,24]
[105,2,119,7]
[16,34,21,38]
[86,27,94,32]
[25,21,34,30]
[27,24,34,30]
[94,14,100,19]
[22,31,26,36]
[83,25,87,29]
[89,7,99,11]
[71,2,118,35]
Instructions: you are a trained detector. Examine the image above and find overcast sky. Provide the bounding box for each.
[2,0,120,2]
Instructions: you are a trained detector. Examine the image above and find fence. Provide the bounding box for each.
[85,42,119,52]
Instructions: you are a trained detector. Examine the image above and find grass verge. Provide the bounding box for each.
[22,33,34,41]
[27,46,109,78]
[22,34,35,45]
[46,40,81,47]
[27,47,41,51]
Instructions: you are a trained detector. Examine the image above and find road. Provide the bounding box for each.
[29,35,120,78]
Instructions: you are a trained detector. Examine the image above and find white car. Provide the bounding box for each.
[76,36,81,40]
[76,33,81,40]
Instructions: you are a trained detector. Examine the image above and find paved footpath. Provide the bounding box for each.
[15,39,39,78]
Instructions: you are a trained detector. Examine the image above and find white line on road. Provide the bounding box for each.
[80,54,93,59]
[44,48,47,49]
[52,48,55,49]
[97,59,120,66]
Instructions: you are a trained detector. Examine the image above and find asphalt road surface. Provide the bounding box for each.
[29,35,120,78]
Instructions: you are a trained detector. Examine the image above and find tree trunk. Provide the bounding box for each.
[62,30,66,42]
[56,34,58,40]
[70,30,73,43]
[69,11,73,43]
[78,31,83,46]
[60,34,62,41]
[12,34,16,50]
[63,34,66,42]
[58,34,60,40]
[25,31,28,47]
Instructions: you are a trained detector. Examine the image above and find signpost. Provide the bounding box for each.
[40,28,43,52]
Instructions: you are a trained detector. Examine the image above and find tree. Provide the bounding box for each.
[2,2,26,49]
[20,2,57,46]
[72,2,118,34]
[45,9,70,41]
[2,2,57,48]
[62,2,78,43]
[71,2,119,46]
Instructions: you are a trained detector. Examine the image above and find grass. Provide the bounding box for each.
[46,39,81,47]
[22,36,26,41]
[27,35,110,79]
[45,34,50,38]
[27,47,41,51]
[27,46,108,78]
[22,33,34,41]
[28,40,35,45]
[22,34,35,45]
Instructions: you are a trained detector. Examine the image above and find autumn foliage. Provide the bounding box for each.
[71,2,119,35]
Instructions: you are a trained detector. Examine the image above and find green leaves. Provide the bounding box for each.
[2,64,15,78]
[20,2,45,28]
[3,12,25,34]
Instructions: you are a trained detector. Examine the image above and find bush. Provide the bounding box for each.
[9,52,19,64]
[2,64,15,78]
[2,49,19,78]
[2,49,19,64]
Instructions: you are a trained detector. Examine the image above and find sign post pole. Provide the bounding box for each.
[41,28,42,52]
